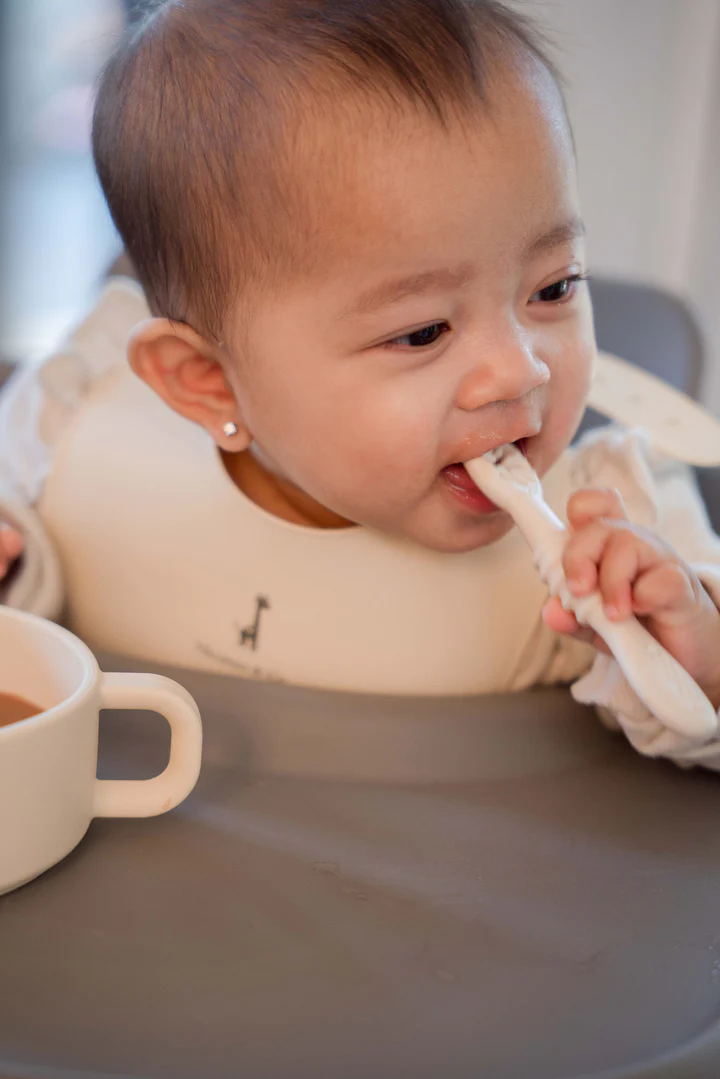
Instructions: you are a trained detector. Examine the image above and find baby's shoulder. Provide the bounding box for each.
[0,278,150,504]
[38,276,149,393]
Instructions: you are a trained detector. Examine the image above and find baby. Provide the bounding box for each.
[1,0,719,766]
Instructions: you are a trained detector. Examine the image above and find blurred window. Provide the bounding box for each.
[1,0,125,363]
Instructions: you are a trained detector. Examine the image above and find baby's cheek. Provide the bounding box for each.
[323,396,439,513]
[545,345,594,456]
[251,356,443,518]
[342,378,436,462]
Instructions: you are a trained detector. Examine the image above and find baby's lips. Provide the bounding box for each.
[442,463,480,492]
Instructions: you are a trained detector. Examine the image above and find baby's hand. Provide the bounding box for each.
[0,524,24,582]
[542,487,720,710]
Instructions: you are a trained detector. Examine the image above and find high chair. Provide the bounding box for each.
[0,278,719,1079]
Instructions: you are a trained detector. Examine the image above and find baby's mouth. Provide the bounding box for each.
[441,439,529,514]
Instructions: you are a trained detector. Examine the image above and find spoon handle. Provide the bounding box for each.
[465,451,718,742]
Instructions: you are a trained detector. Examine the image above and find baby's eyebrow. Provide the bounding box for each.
[338,216,585,321]
[524,216,586,259]
[339,263,476,320]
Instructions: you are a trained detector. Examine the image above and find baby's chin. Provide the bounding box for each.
[394,508,517,554]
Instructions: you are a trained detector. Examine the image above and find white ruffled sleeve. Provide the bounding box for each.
[0,278,150,620]
[566,425,720,770]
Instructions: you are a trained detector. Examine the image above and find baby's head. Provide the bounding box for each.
[93,0,595,552]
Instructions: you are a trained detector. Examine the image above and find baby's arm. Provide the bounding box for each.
[0,366,65,619]
[0,274,148,620]
[551,440,720,766]
[0,499,63,619]
[544,486,720,708]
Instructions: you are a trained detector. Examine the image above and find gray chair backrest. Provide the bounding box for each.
[586,276,719,532]
[589,277,704,397]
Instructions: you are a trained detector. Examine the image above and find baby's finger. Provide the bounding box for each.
[567,487,628,531]
[0,527,24,578]
[0,547,15,579]
[0,526,24,562]
[631,561,699,620]
[542,595,582,635]
[598,528,661,619]
[541,596,612,654]
[562,519,613,596]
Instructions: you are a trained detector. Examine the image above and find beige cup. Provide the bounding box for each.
[0,607,202,895]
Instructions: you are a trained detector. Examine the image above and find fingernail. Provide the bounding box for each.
[568,575,589,595]
[604,604,620,620]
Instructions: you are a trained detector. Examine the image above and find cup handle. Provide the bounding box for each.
[94,672,203,818]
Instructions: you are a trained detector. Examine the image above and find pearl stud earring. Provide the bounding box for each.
[223,422,238,438]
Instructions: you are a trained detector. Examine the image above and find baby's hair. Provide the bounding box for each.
[93,0,559,344]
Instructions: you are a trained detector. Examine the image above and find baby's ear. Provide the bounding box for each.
[128,318,251,450]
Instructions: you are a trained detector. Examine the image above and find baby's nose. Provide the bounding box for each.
[454,340,550,413]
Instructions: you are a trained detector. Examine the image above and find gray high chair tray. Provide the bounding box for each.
[2,656,720,1079]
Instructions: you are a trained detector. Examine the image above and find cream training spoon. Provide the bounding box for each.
[465,444,718,742]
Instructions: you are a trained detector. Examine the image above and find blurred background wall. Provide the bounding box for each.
[0,0,124,365]
[523,0,720,414]
[1,0,719,414]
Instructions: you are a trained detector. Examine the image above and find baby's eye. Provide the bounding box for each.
[530,273,586,304]
[386,321,451,349]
